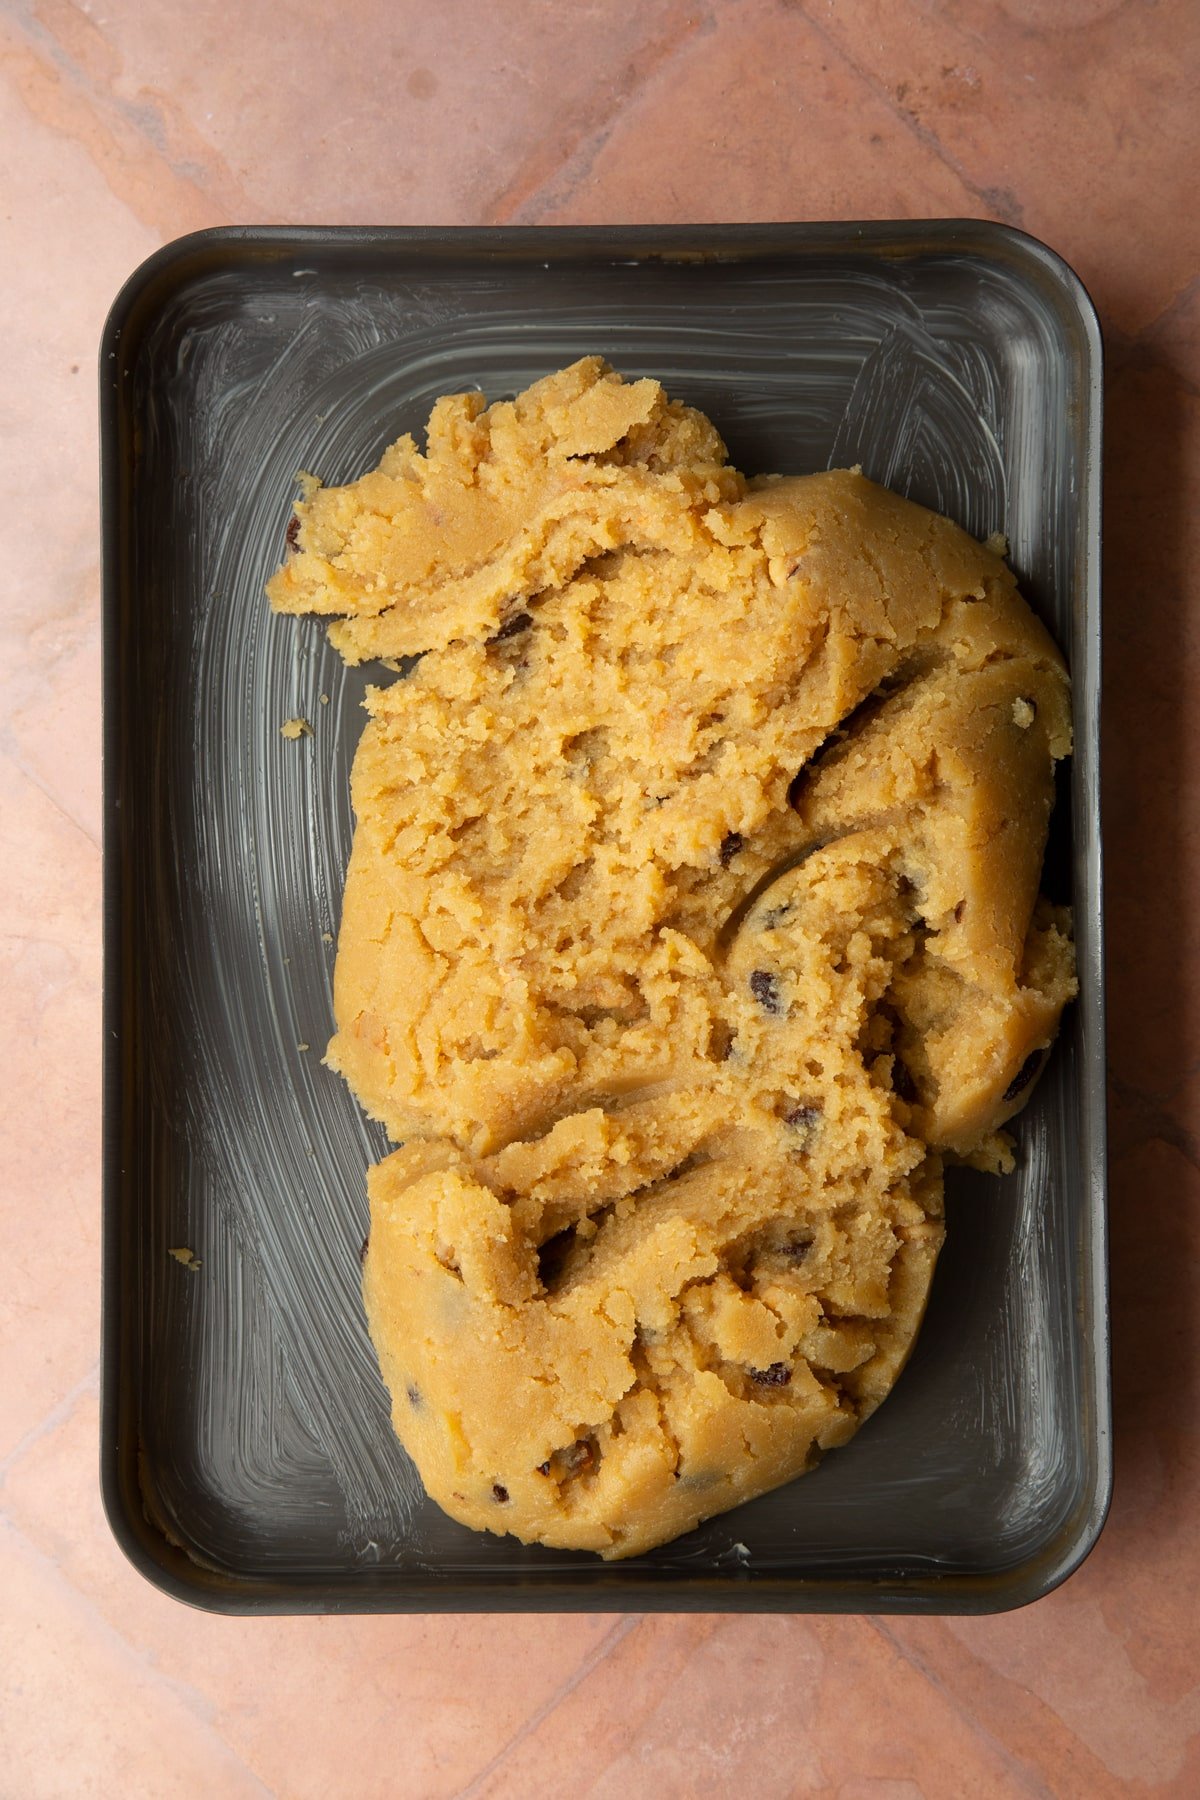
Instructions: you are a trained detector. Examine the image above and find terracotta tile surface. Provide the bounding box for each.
[800,0,1200,336]
[8,0,704,231]
[467,1613,1046,1797]
[523,0,981,225]
[2,0,1198,1793]
[0,759,100,1463]
[0,1521,268,1798]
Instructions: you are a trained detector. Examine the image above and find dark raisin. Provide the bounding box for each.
[750,1362,792,1387]
[492,1483,510,1503]
[490,609,533,644]
[760,901,792,930]
[1003,1049,1045,1103]
[719,832,744,867]
[783,1232,814,1262]
[563,1438,596,1476]
[285,514,301,549]
[359,1235,370,1266]
[406,1383,422,1409]
[749,970,782,1015]
[541,1436,598,1479]
[783,1103,821,1133]
[892,1057,919,1103]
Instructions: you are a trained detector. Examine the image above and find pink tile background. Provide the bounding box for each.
[2,0,1197,1792]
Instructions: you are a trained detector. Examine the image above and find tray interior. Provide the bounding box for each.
[103,226,1106,1610]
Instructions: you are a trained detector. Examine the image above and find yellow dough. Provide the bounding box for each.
[267,358,1075,1559]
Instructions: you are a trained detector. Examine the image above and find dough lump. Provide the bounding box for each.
[267,358,1075,1558]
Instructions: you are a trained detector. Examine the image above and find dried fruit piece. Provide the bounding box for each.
[750,1363,791,1387]
[749,970,783,1014]
[1003,1049,1045,1102]
[490,609,534,644]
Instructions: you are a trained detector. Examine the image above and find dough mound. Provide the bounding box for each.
[268,358,1075,1559]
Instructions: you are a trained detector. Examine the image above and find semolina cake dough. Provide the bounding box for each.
[267,358,1075,1558]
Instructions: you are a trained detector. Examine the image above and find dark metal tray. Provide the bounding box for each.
[101,222,1108,1613]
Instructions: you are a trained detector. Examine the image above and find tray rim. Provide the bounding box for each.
[99,216,1109,1616]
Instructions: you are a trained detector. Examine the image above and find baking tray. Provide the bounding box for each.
[100,222,1107,1613]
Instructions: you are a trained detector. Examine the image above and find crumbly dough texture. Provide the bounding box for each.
[268,358,1075,1559]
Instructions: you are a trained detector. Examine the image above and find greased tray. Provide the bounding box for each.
[100,222,1107,1613]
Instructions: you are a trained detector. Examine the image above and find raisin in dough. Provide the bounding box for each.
[267,358,1075,1558]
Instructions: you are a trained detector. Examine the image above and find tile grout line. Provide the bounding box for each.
[1109,1066,1200,1118]
[1105,337,1200,399]
[790,0,1020,226]
[1133,272,1199,344]
[0,1515,278,1797]
[0,1361,100,1490]
[484,6,718,225]
[2,745,102,854]
[867,1617,1057,1800]
[1112,1125,1200,1177]
[1105,1093,1200,1176]
[0,5,240,230]
[450,1613,642,1798]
